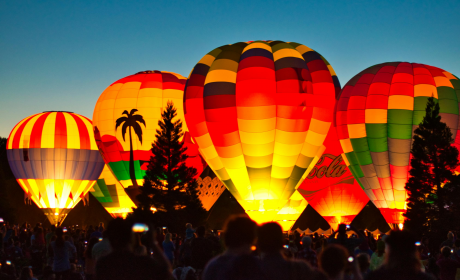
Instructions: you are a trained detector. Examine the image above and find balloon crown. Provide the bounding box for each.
[43,111,74,113]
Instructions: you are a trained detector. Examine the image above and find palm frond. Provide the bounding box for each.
[130,108,139,116]
[133,123,143,144]
[134,114,146,127]
[122,110,129,116]
[115,116,128,129]
[121,122,129,142]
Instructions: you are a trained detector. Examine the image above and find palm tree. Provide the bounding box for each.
[116,109,146,188]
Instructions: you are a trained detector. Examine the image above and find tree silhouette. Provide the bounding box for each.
[116,109,146,188]
[404,97,459,241]
[131,102,206,232]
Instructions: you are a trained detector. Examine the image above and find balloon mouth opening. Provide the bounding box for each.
[43,111,74,113]
[136,70,160,74]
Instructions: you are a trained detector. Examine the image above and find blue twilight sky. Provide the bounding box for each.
[1,0,459,137]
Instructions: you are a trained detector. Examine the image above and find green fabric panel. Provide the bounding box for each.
[349,167,365,190]
[271,42,296,52]
[437,86,458,101]
[388,123,412,139]
[455,90,460,103]
[412,111,425,125]
[367,137,388,153]
[108,161,130,181]
[350,138,370,153]
[449,79,460,89]
[121,160,145,180]
[439,99,459,114]
[365,123,387,138]
[345,152,360,166]
[349,164,365,179]
[414,96,431,111]
[388,109,413,125]
[354,150,373,166]
[92,179,104,197]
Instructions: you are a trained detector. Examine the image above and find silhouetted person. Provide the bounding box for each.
[328,224,364,254]
[51,227,76,280]
[319,244,362,280]
[436,246,460,280]
[92,231,111,262]
[366,231,435,280]
[296,236,318,268]
[191,226,213,271]
[203,215,265,280]
[95,219,172,280]
[440,232,455,249]
[84,237,99,280]
[258,222,326,280]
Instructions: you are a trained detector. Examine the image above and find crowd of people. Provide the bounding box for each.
[0,217,459,280]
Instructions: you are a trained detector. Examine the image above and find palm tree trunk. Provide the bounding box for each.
[129,127,138,188]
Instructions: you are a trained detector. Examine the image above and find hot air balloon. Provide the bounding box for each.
[92,71,205,201]
[298,125,369,230]
[183,41,339,229]
[90,165,136,218]
[6,112,105,225]
[336,62,460,227]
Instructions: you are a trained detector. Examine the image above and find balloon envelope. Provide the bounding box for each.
[90,165,136,218]
[92,71,204,195]
[183,41,339,229]
[336,62,460,225]
[7,112,104,225]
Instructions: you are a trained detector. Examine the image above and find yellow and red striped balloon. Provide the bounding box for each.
[6,112,104,225]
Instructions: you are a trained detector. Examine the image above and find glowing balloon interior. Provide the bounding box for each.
[183,40,339,229]
[7,112,105,225]
[92,71,189,190]
[90,165,136,218]
[336,62,460,225]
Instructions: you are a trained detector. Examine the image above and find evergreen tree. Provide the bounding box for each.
[131,102,207,232]
[404,97,459,239]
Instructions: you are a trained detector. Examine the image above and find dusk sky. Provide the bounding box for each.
[1,0,459,137]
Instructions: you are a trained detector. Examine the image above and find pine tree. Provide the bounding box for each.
[404,97,459,239]
[131,102,207,232]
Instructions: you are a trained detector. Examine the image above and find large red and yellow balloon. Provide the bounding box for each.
[336,62,460,226]
[92,71,205,199]
[6,112,105,225]
[183,41,339,229]
[298,124,369,230]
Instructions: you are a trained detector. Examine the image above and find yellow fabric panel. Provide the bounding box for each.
[194,133,214,149]
[198,54,218,67]
[117,88,140,99]
[309,118,331,136]
[204,70,237,84]
[237,105,276,120]
[200,144,219,160]
[8,115,35,149]
[162,89,184,99]
[365,109,387,123]
[295,45,314,55]
[220,155,246,169]
[238,118,276,133]
[341,153,351,166]
[274,142,303,156]
[305,130,327,146]
[388,95,414,110]
[274,130,307,145]
[209,59,239,72]
[44,179,56,208]
[59,180,72,208]
[414,84,438,98]
[138,87,163,98]
[273,48,304,62]
[241,142,274,156]
[243,42,272,52]
[40,112,57,149]
[19,114,42,149]
[239,130,275,145]
[63,113,81,149]
[226,168,252,198]
[272,153,298,168]
[271,165,294,178]
[339,139,354,153]
[348,124,367,139]
[434,76,453,88]
[244,154,273,168]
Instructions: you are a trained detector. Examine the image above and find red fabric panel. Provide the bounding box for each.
[29,113,51,148]
[54,112,67,149]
